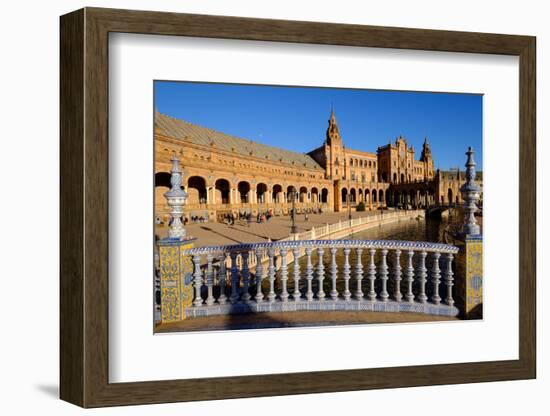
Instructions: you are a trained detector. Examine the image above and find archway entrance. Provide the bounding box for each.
[187,176,207,204]
[256,183,268,204]
[215,178,230,204]
[238,181,250,203]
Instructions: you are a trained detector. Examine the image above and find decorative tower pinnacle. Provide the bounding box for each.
[164,153,188,240]
[326,106,341,145]
[420,137,432,160]
[460,146,481,236]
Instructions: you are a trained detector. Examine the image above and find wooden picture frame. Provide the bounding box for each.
[60,7,536,408]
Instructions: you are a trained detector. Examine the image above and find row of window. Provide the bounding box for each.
[349,157,376,169]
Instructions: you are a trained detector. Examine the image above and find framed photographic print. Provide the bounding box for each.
[60,7,536,408]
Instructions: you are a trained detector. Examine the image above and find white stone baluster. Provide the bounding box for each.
[280,249,289,302]
[367,248,377,301]
[354,248,364,300]
[316,247,325,300]
[192,254,203,307]
[393,249,403,302]
[417,251,428,303]
[431,252,441,305]
[255,249,264,303]
[444,253,455,306]
[217,253,227,304]
[329,247,338,300]
[404,250,415,303]
[241,251,251,302]
[379,249,389,302]
[292,248,301,301]
[229,251,240,304]
[205,253,215,306]
[342,248,351,301]
[305,247,314,301]
[267,248,276,303]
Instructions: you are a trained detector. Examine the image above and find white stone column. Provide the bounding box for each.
[164,153,188,240]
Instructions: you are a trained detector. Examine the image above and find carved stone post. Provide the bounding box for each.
[459,146,483,319]
[157,153,195,323]
[164,153,188,240]
[460,147,481,236]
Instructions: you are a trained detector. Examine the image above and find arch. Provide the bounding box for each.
[393,173,397,183]
[447,188,453,205]
[187,176,207,204]
[272,184,283,204]
[238,181,251,203]
[215,178,230,204]
[350,188,357,203]
[155,172,171,216]
[256,183,268,204]
[299,186,308,203]
[155,171,171,188]
[286,185,296,203]
[341,187,348,204]
[364,189,370,204]
[311,187,319,203]
[358,188,363,202]
[379,189,384,204]
[321,188,329,203]
[400,173,405,183]
[372,189,377,203]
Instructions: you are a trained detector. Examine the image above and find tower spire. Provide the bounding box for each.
[326,105,340,145]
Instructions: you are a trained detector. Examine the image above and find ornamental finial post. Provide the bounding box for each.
[460,146,481,236]
[164,153,188,239]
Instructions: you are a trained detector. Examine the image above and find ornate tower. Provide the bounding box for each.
[420,137,435,180]
[324,107,345,180]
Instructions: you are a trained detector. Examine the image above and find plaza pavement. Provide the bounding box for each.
[156,209,393,248]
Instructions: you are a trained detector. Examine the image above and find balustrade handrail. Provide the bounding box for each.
[182,239,459,256]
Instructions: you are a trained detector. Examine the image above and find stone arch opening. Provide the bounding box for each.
[350,188,356,203]
[321,188,329,203]
[287,185,296,203]
[215,178,230,204]
[341,188,348,204]
[379,189,384,204]
[272,184,283,204]
[372,189,377,203]
[154,172,171,219]
[187,176,207,204]
[238,181,251,203]
[311,187,319,204]
[299,186,308,203]
[256,183,268,203]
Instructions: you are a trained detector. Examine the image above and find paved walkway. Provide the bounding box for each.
[156,310,457,333]
[156,209,393,247]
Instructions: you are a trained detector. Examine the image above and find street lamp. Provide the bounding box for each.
[290,187,298,235]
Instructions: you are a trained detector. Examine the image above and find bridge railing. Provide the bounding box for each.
[180,239,459,318]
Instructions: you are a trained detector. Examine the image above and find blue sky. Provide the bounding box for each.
[154,81,482,171]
